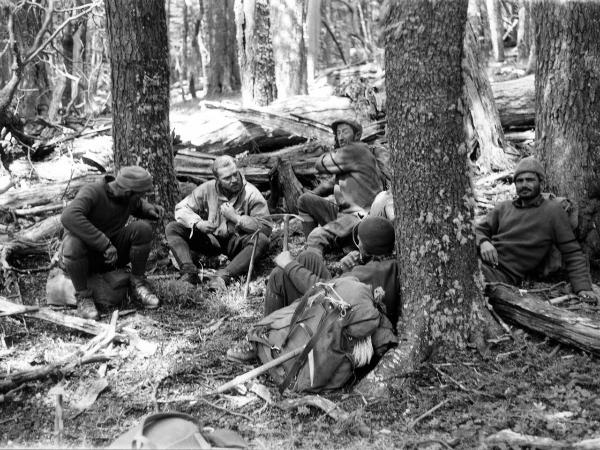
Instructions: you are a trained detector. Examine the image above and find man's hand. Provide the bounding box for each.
[340,250,361,271]
[148,204,165,221]
[195,220,217,234]
[220,202,239,222]
[480,241,498,266]
[274,251,294,269]
[578,290,600,303]
[103,244,118,265]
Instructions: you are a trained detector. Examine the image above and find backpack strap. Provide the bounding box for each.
[281,285,323,348]
[279,306,339,393]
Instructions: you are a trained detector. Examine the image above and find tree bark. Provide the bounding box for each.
[516,0,531,66]
[202,0,240,97]
[306,0,321,84]
[356,0,489,399]
[467,0,491,61]
[486,0,504,62]
[235,0,277,106]
[533,1,600,261]
[463,21,510,173]
[271,0,307,98]
[104,0,179,231]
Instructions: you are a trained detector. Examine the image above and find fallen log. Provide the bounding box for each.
[486,429,600,450]
[0,174,100,209]
[487,284,600,354]
[490,74,535,128]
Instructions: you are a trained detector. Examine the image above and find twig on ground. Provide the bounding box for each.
[407,398,450,430]
[432,365,495,398]
[197,397,253,421]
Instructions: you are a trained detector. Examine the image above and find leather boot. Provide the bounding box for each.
[130,275,160,309]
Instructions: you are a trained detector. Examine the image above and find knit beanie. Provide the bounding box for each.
[513,156,545,182]
[357,216,395,256]
[115,166,153,193]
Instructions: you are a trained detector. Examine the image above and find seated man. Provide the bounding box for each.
[166,155,271,290]
[227,216,400,362]
[476,156,599,302]
[60,166,163,320]
[297,119,383,255]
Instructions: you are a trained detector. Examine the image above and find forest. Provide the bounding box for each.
[1,0,600,449]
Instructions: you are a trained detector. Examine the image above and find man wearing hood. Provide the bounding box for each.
[297,119,384,255]
[166,156,271,290]
[476,156,599,302]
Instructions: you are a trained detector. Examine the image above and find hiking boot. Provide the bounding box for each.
[226,341,257,364]
[76,292,99,320]
[206,275,227,292]
[179,271,200,285]
[130,276,160,309]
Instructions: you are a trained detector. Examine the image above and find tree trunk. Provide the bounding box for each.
[235,0,277,106]
[104,0,179,231]
[69,12,87,116]
[306,0,321,85]
[516,0,531,66]
[468,0,491,61]
[203,0,240,97]
[84,8,105,116]
[463,21,510,173]
[533,1,600,260]
[271,0,307,98]
[486,0,504,62]
[356,0,489,398]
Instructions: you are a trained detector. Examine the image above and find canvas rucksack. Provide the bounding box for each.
[247,276,397,393]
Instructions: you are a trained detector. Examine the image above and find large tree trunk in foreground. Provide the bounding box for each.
[356,0,490,398]
[533,2,600,261]
[104,0,179,228]
[235,0,277,106]
[271,0,307,98]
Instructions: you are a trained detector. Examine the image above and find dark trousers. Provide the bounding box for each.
[165,221,269,278]
[480,261,519,285]
[297,191,362,253]
[61,221,153,293]
[264,250,332,316]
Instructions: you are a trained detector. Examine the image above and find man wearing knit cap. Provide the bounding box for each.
[226,216,400,362]
[166,156,271,290]
[60,166,165,320]
[296,119,384,256]
[476,156,599,302]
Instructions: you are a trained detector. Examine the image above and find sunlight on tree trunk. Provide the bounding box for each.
[104,0,179,235]
[355,0,491,399]
[306,0,321,85]
[533,1,600,260]
[486,0,504,62]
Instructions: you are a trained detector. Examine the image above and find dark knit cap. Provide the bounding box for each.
[357,216,395,256]
[115,166,153,193]
[514,156,545,182]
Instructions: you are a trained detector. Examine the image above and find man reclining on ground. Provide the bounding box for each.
[226,216,400,362]
[476,156,599,302]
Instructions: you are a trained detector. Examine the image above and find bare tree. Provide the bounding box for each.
[533,1,600,260]
[486,0,504,62]
[356,0,493,398]
[104,0,179,231]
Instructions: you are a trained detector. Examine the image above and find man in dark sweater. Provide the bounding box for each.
[226,216,400,362]
[61,166,164,320]
[476,156,599,302]
[297,119,383,255]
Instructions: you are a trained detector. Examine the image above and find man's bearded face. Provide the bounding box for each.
[336,123,356,147]
[514,172,541,200]
[216,163,242,195]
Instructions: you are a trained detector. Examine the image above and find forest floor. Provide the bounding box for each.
[3,52,600,449]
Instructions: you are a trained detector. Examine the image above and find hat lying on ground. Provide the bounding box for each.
[357,216,395,255]
[116,166,154,193]
[514,156,545,182]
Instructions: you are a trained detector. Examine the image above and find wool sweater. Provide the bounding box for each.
[315,142,383,213]
[475,195,591,292]
[174,175,271,238]
[283,256,401,325]
[61,175,156,252]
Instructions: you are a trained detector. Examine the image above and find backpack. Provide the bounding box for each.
[247,276,397,393]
